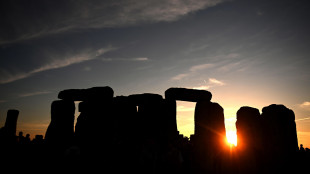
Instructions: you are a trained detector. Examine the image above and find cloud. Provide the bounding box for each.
[171,73,189,81]
[19,91,51,98]
[0,70,31,84]
[172,63,214,80]
[132,57,149,61]
[190,78,225,90]
[296,117,310,122]
[102,57,149,62]
[0,0,226,44]
[0,100,6,103]
[83,66,92,71]
[209,78,225,86]
[0,46,116,84]
[300,101,310,110]
[190,63,214,72]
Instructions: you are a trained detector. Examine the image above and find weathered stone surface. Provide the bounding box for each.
[165,88,212,102]
[58,86,114,101]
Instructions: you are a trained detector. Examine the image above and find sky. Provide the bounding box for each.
[0,0,309,147]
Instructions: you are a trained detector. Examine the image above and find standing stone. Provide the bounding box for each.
[45,100,75,147]
[4,109,19,138]
[236,106,262,150]
[261,104,298,173]
[128,93,164,139]
[162,99,178,140]
[193,101,226,173]
[112,96,138,141]
[73,86,114,148]
[75,100,114,148]
[194,101,226,145]
[236,106,262,174]
[261,104,298,153]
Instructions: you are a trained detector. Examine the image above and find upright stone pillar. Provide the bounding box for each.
[236,106,262,174]
[112,96,138,141]
[128,93,163,140]
[45,100,75,147]
[194,101,226,173]
[236,106,262,150]
[261,104,298,153]
[162,99,178,140]
[4,109,19,138]
[261,104,298,173]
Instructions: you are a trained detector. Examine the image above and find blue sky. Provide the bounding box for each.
[0,0,309,146]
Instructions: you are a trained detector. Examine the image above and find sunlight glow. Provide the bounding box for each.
[226,131,237,146]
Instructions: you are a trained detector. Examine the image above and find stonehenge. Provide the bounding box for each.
[40,86,300,173]
[0,85,302,173]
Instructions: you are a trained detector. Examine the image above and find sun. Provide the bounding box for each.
[226,131,237,146]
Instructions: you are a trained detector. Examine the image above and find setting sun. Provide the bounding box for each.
[226,131,237,146]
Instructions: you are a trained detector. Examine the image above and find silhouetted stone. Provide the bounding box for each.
[45,100,75,148]
[128,93,164,139]
[112,96,138,139]
[58,86,114,101]
[74,98,114,165]
[261,104,298,173]
[261,104,298,153]
[193,101,226,173]
[128,93,163,105]
[236,106,262,150]
[161,99,178,140]
[4,109,19,137]
[194,101,226,144]
[165,88,212,102]
[236,106,262,174]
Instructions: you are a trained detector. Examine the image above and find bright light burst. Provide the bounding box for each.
[226,131,237,146]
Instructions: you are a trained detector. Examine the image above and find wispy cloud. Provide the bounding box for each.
[132,57,149,61]
[0,46,116,84]
[191,78,225,90]
[300,101,310,110]
[102,57,149,62]
[0,100,6,103]
[19,91,51,98]
[0,0,227,44]
[172,73,189,81]
[172,63,214,81]
[189,63,214,72]
[296,117,310,122]
[209,78,225,86]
